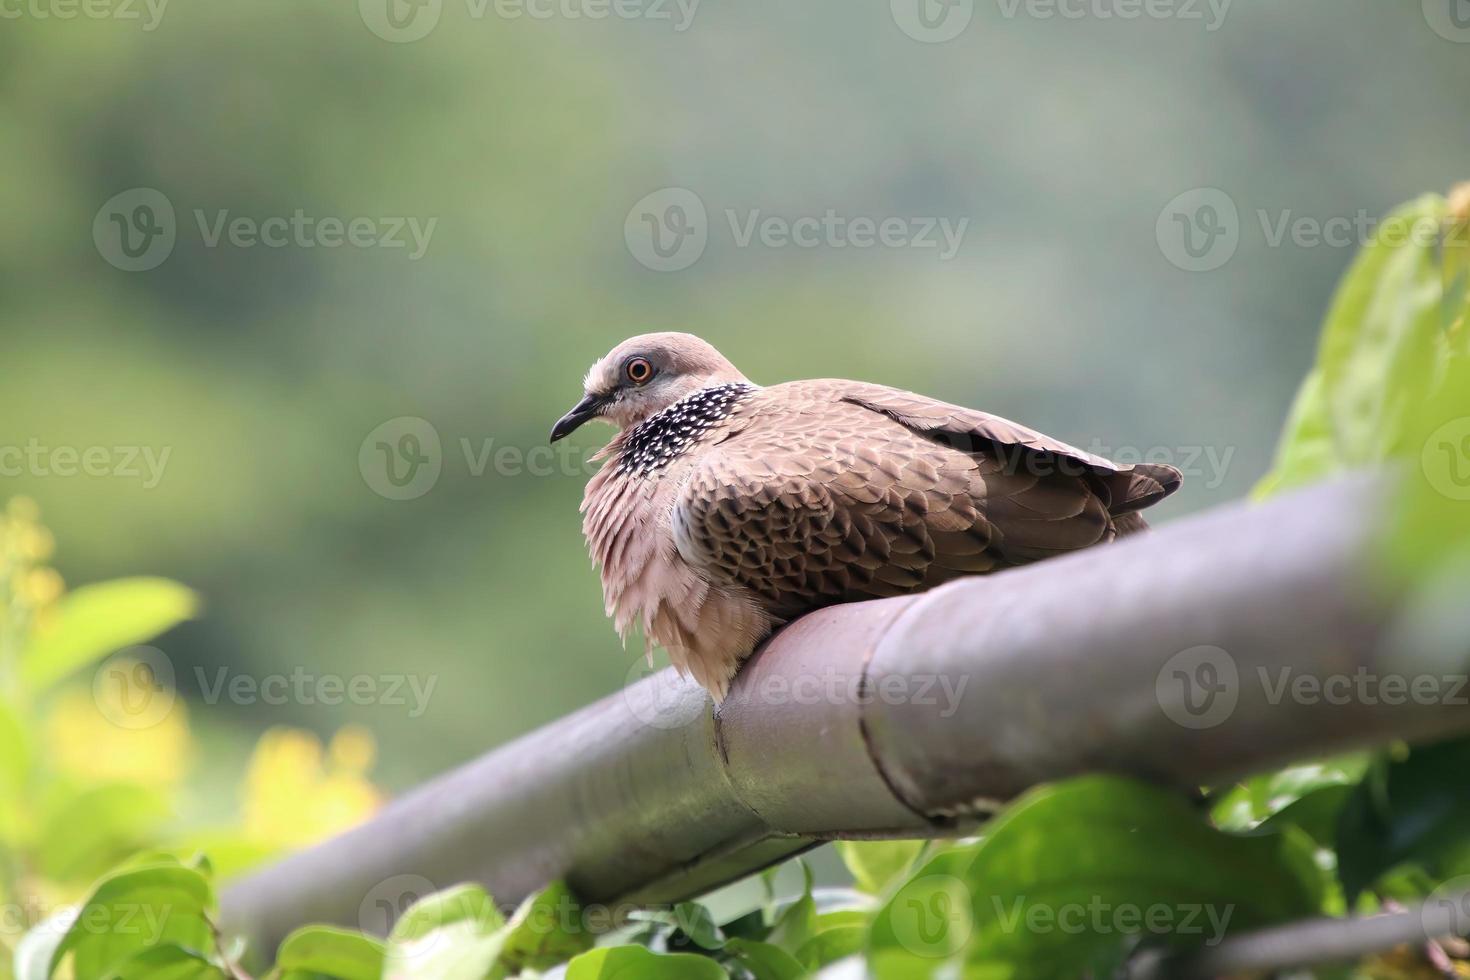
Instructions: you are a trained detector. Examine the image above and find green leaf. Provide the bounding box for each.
[1257,195,1452,495]
[794,925,865,969]
[1253,369,1337,498]
[56,864,214,980]
[1211,758,1366,831]
[384,884,507,980]
[1336,737,1470,903]
[1389,348,1470,581]
[564,945,727,979]
[834,841,926,896]
[389,884,504,942]
[496,880,592,974]
[670,903,723,951]
[716,909,768,943]
[101,945,225,979]
[869,776,1321,976]
[35,783,173,884]
[1315,195,1450,465]
[22,578,198,693]
[765,876,815,956]
[0,699,31,797]
[276,925,385,980]
[723,938,805,979]
[1258,784,1353,849]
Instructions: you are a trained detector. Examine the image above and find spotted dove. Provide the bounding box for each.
[550,333,1182,700]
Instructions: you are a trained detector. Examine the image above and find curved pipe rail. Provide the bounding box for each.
[219,474,1470,957]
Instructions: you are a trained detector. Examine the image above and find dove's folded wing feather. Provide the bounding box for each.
[672,382,1178,618]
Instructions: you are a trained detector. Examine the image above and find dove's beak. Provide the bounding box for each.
[550,392,606,443]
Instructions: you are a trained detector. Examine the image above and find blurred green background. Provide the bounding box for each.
[3,0,1469,795]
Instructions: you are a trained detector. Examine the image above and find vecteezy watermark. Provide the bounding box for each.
[1076,440,1235,490]
[989,896,1235,945]
[195,666,437,718]
[749,668,969,716]
[889,0,1230,43]
[1156,645,1239,730]
[359,874,442,936]
[621,656,970,730]
[887,875,974,958]
[890,0,972,42]
[358,0,698,43]
[1422,877,1470,942]
[1422,0,1470,43]
[358,417,599,501]
[1156,646,1470,730]
[94,647,178,731]
[93,188,437,272]
[92,648,437,729]
[93,188,177,272]
[1157,188,1470,272]
[360,417,443,501]
[0,439,171,489]
[624,187,970,272]
[1421,417,1470,501]
[0,900,177,947]
[0,0,168,31]
[622,658,709,730]
[993,0,1231,29]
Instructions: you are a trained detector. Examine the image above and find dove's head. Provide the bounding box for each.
[550,332,750,440]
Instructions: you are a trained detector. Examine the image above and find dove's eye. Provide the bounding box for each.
[624,357,656,386]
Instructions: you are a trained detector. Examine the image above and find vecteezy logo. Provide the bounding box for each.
[1156,188,1240,272]
[1422,417,1470,501]
[93,188,177,272]
[360,0,443,42]
[622,656,708,730]
[1424,0,1470,42]
[93,646,177,730]
[624,188,708,272]
[890,0,973,42]
[1422,877,1470,941]
[359,874,438,936]
[887,875,972,957]
[359,417,443,500]
[1156,645,1238,729]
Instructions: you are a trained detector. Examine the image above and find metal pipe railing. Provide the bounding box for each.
[219,474,1470,960]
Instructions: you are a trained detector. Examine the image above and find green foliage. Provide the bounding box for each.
[564,946,727,979]
[0,778,1336,978]
[833,841,927,897]
[20,578,198,695]
[1336,739,1470,903]
[44,859,221,980]
[1255,194,1461,496]
[866,777,1321,977]
[1237,181,1470,958]
[383,885,506,980]
[1257,187,1470,586]
[276,926,385,980]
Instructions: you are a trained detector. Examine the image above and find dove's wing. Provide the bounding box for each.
[835,381,1181,515]
[672,381,1180,618]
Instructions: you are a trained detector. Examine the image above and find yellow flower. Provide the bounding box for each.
[44,666,191,788]
[242,726,382,850]
[5,497,40,524]
[23,568,64,608]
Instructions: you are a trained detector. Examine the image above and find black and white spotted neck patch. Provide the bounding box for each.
[617,383,756,477]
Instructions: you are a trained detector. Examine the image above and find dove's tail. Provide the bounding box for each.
[1100,462,1183,536]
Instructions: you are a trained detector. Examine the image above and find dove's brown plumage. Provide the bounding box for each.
[552,333,1182,699]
